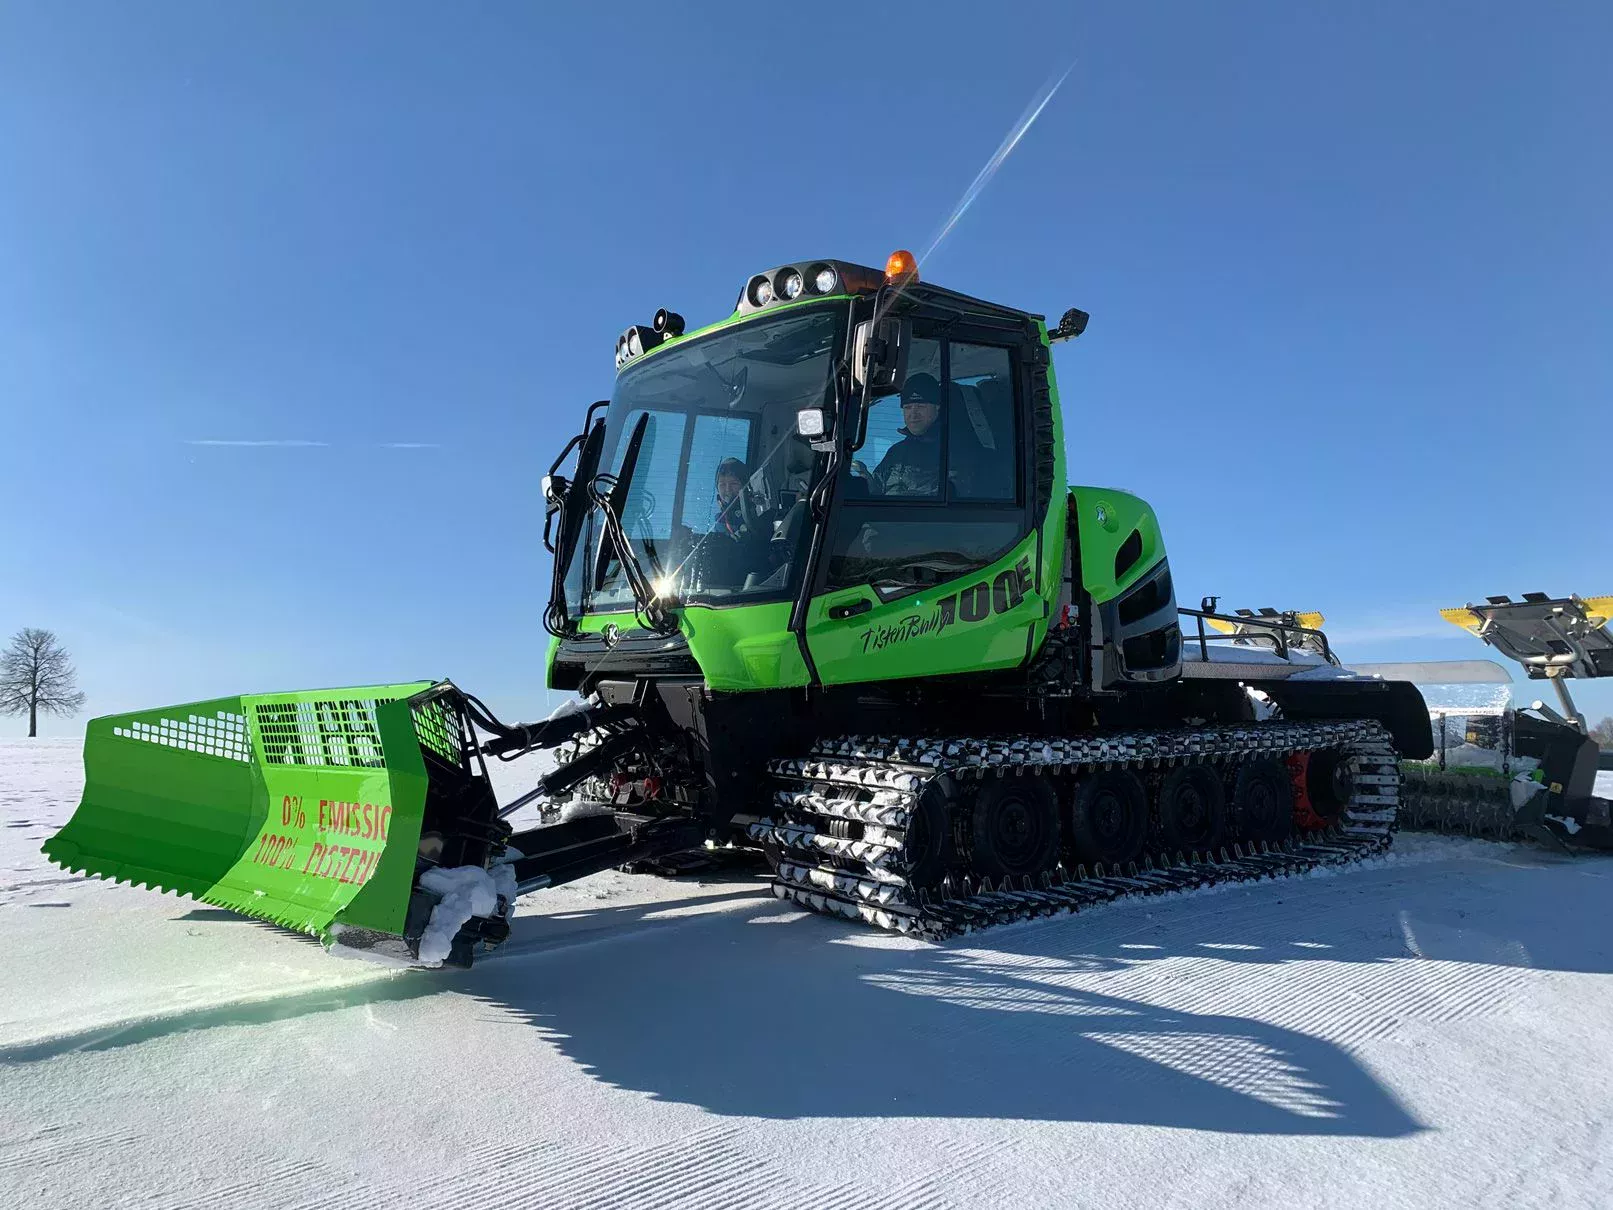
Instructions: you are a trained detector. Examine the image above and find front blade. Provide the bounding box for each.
[42,681,443,937]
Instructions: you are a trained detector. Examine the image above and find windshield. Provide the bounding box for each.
[566,304,843,614]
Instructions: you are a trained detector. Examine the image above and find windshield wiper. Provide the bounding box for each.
[543,416,608,638]
[588,411,675,634]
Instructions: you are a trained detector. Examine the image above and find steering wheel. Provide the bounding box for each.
[738,485,765,534]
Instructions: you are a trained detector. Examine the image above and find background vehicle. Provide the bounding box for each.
[1353,593,1612,849]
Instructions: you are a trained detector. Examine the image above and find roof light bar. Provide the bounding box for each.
[614,323,662,370]
[733,258,886,316]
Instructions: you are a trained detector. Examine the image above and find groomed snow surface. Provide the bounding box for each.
[4,739,1613,1210]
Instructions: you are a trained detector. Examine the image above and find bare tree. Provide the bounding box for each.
[1591,716,1613,749]
[0,628,87,737]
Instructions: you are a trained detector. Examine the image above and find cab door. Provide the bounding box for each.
[805,324,1044,686]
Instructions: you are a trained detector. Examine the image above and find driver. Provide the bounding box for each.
[874,373,943,497]
[713,457,754,538]
[703,456,771,589]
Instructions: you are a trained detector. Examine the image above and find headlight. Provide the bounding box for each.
[749,275,773,307]
[779,269,803,300]
[627,328,643,357]
[813,266,837,294]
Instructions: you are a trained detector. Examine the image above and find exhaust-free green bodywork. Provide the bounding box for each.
[543,482,1168,696]
[43,682,444,938]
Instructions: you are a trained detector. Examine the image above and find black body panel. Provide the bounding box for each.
[549,628,701,690]
[1262,678,1434,760]
[1514,712,1603,805]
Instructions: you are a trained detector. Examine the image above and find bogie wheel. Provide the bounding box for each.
[968,778,1060,881]
[1069,770,1149,869]
[1155,764,1227,853]
[903,783,954,888]
[1231,758,1294,845]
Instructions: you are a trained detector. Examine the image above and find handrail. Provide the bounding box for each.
[1176,606,1337,666]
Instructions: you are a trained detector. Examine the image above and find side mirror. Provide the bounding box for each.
[853,316,910,395]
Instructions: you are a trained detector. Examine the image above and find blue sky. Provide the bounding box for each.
[2,1,1609,737]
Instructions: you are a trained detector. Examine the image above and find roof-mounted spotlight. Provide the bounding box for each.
[624,324,660,360]
[653,308,685,337]
[1048,307,1090,343]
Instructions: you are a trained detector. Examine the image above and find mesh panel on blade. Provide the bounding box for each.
[253,698,389,768]
[411,698,462,764]
[112,712,252,763]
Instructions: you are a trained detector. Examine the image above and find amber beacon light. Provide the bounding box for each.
[884,249,918,284]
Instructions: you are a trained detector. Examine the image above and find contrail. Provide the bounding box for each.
[184,439,443,449]
[919,59,1076,269]
[873,57,1076,327]
[184,439,329,447]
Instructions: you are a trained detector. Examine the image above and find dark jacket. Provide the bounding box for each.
[874,430,941,497]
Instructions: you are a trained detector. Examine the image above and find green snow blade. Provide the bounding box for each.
[42,681,448,940]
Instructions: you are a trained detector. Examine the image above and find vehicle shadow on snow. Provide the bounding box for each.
[462,851,1613,1136]
[465,900,1417,1137]
[9,847,1609,1140]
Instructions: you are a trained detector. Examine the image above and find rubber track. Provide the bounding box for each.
[747,719,1400,941]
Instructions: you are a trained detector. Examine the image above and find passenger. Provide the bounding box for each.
[874,373,943,497]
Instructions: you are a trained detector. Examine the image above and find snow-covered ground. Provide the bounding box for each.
[5,737,1613,1209]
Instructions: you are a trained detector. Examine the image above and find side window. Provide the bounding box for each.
[853,337,942,499]
[825,333,1026,592]
[827,519,1024,591]
[947,344,1017,502]
[680,414,753,533]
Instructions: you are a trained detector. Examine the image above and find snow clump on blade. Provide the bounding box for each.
[418,866,506,965]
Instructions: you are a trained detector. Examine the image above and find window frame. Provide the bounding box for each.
[674,409,759,536]
[849,333,1024,510]
[819,317,1033,597]
[943,340,1024,506]
[590,405,761,603]
[578,299,850,616]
